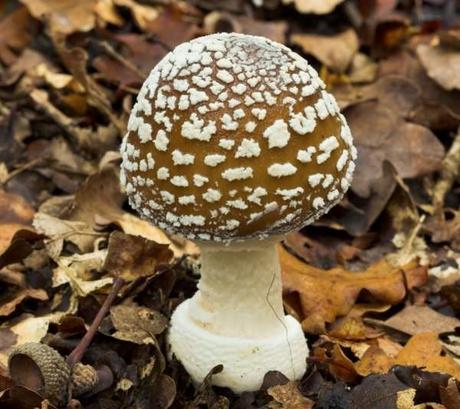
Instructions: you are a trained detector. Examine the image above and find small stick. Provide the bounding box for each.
[66,277,125,367]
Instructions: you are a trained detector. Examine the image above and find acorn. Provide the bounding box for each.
[71,363,98,396]
[8,342,71,406]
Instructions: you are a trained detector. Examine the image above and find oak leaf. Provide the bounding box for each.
[279,245,407,333]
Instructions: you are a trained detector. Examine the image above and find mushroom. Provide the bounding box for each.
[120,32,356,392]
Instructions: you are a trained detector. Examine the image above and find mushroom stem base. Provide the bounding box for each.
[168,299,308,393]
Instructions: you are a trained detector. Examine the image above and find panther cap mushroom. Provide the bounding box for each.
[120,32,356,392]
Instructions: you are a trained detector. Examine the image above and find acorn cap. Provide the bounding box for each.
[8,342,70,406]
[120,32,356,242]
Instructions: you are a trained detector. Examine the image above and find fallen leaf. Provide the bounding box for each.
[348,53,378,84]
[377,305,460,336]
[267,381,314,408]
[143,6,198,49]
[0,7,35,65]
[113,0,159,31]
[282,0,345,14]
[345,101,445,198]
[52,250,112,297]
[417,43,460,91]
[33,212,100,260]
[396,333,460,379]
[103,231,173,282]
[0,288,48,317]
[108,304,168,344]
[0,314,53,367]
[20,0,96,34]
[440,378,460,409]
[354,346,394,376]
[291,29,359,73]
[280,245,407,333]
[0,190,35,255]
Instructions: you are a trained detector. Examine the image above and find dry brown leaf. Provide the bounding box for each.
[345,101,445,198]
[103,231,173,282]
[355,346,394,376]
[417,43,460,91]
[291,29,359,73]
[0,7,35,65]
[109,304,168,344]
[20,0,97,34]
[349,53,378,84]
[396,333,460,379]
[282,0,344,14]
[379,305,460,336]
[0,288,48,317]
[279,245,406,333]
[267,381,314,408]
[143,6,198,49]
[0,314,55,367]
[0,190,35,255]
[113,0,159,31]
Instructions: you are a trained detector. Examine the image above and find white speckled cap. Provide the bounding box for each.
[120,32,356,242]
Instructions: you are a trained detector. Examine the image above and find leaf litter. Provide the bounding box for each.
[0,0,460,408]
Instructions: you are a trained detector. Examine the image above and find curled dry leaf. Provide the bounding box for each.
[103,231,173,282]
[279,245,407,333]
[282,0,345,14]
[267,381,314,408]
[0,314,57,367]
[417,43,460,91]
[109,304,168,344]
[291,29,359,73]
[52,250,112,297]
[0,288,48,317]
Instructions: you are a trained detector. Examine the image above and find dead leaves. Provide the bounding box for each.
[279,245,415,333]
[104,231,173,282]
[291,29,359,73]
[417,35,460,91]
[0,190,35,255]
[344,101,445,198]
[0,7,36,65]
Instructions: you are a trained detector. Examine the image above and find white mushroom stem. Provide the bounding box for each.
[168,238,308,393]
[189,239,285,337]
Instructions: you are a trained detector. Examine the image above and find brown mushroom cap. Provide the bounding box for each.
[121,33,356,242]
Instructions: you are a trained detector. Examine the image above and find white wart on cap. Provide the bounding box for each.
[120,32,356,241]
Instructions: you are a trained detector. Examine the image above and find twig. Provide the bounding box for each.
[432,126,460,216]
[95,40,145,79]
[66,277,125,367]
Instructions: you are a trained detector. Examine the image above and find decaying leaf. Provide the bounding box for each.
[280,245,408,333]
[0,7,35,65]
[0,190,35,255]
[267,381,314,408]
[19,0,97,35]
[291,29,359,73]
[417,43,460,91]
[104,231,173,282]
[345,101,445,198]
[108,304,168,344]
[371,305,460,337]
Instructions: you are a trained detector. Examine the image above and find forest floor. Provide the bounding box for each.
[0,0,460,408]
